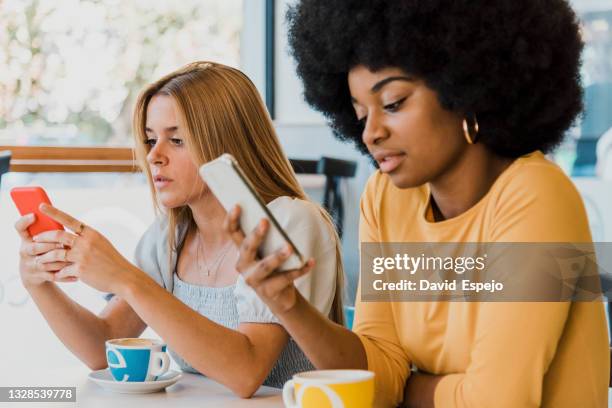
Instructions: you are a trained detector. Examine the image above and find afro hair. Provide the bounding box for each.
[287,0,584,158]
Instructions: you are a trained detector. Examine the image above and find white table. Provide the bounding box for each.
[0,366,283,408]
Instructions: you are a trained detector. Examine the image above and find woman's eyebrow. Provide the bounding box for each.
[144,126,178,132]
[351,75,415,103]
[370,76,415,93]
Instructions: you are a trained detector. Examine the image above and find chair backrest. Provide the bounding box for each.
[0,150,11,186]
[290,156,357,239]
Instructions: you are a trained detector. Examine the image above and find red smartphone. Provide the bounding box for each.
[10,187,64,237]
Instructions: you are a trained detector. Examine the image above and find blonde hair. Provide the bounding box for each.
[133,61,345,325]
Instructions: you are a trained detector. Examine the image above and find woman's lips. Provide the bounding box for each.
[378,153,406,173]
[154,180,172,189]
[153,176,173,189]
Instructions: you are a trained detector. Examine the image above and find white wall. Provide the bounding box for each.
[273,0,324,125]
[240,0,266,95]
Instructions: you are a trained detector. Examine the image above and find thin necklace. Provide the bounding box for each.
[195,231,233,277]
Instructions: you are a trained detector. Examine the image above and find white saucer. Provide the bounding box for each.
[88,369,182,394]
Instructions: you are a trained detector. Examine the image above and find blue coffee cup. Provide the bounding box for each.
[105,338,170,382]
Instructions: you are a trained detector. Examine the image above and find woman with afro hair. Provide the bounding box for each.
[224,0,609,406]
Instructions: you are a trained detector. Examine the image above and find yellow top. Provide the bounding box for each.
[354,151,609,407]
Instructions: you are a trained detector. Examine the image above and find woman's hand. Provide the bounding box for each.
[31,203,136,294]
[223,205,315,314]
[15,213,75,288]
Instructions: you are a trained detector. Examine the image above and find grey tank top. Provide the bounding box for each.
[170,273,315,388]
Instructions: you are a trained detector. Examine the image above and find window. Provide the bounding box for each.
[0,0,243,148]
[558,1,612,179]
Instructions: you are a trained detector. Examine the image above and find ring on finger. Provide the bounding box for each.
[75,223,86,236]
[63,249,69,262]
[257,259,270,273]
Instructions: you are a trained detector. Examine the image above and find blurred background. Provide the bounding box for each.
[0,0,611,386]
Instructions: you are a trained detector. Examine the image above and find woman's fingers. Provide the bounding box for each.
[255,262,314,298]
[237,219,269,265]
[54,264,78,280]
[242,246,293,284]
[35,261,71,272]
[55,276,78,283]
[21,242,63,257]
[32,230,77,246]
[39,203,84,233]
[34,248,72,264]
[31,270,75,283]
[14,214,36,240]
[223,205,246,246]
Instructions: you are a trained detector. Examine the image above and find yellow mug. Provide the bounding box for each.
[282,369,375,408]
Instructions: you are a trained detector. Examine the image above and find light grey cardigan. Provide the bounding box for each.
[110,196,339,387]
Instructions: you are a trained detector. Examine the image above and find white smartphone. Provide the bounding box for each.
[199,154,306,271]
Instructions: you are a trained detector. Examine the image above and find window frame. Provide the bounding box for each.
[1,146,137,173]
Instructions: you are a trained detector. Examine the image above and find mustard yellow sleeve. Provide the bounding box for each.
[354,289,411,408]
[354,172,411,408]
[434,163,605,407]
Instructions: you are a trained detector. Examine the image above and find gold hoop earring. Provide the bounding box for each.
[462,115,479,145]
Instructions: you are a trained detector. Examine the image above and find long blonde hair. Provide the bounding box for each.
[133,61,345,325]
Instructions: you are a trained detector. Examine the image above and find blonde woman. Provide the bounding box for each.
[14,61,344,397]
